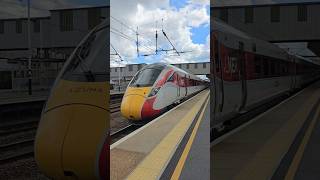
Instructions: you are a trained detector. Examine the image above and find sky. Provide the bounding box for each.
[110,0,210,67]
[0,0,107,18]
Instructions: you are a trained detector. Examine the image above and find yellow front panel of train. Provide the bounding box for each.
[120,87,151,120]
[62,105,107,179]
[35,79,108,179]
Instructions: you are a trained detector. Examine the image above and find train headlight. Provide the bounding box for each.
[148,87,161,97]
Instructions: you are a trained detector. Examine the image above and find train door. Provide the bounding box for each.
[176,73,180,98]
[163,72,179,106]
[238,42,247,112]
[185,74,188,96]
[290,56,296,90]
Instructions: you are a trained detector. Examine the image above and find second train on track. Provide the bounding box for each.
[120,63,208,121]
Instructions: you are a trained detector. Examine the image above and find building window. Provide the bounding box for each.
[203,63,206,68]
[178,64,181,68]
[60,10,73,31]
[252,43,257,52]
[194,63,198,69]
[34,19,40,33]
[16,20,22,33]
[271,6,280,22]
[254,56,261,74]
[220,9,228,23]
[244,7,254,23]
[115,68,117,72]
[128,65,133,71]
[88,8,101,30]
[0,21,4,34]
[187,64,190,69]
[298,5,307,22]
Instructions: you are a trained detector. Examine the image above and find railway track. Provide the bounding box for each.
[0,139,34,165]
[0,120,39,136]
[110,103,121,113]
[110,124,141,144]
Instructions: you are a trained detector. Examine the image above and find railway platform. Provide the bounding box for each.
[110,89,210,180]
[211,81,320,180]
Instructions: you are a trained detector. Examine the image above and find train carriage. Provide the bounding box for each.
[35,20,108,179]
[211,18,320,129]
[121,63,208,121]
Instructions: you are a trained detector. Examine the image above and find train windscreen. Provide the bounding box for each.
[61,22,108,82]
[129,68,162,87]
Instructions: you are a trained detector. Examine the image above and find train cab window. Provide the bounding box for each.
[129,67,163,87]
[167,73,174,82]
[61,21,107,82]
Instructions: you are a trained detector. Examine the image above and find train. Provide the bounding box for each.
[34,20,108,179]
[211,18,320,133]
[121,63,208,121]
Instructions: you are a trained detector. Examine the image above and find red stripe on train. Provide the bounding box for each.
[141,97,162,119]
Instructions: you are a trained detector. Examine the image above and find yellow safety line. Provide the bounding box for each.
[170,96,210,180]
[284,102,320,180]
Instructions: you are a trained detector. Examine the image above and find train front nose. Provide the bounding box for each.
[120,87,151,121]
[35,80,108,179]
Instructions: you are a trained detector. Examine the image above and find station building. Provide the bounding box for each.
[212,1,320,60]
[0,6,108,91]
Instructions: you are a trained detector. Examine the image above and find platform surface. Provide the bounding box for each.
[211,81,320,180]
[178,100,210,180]
[111,89,209,180]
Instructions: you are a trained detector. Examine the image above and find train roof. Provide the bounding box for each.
[212,18,289,61]
[142,63,204,81]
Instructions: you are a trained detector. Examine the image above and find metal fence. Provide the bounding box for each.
[0,59,64,93]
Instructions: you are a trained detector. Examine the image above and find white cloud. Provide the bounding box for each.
[110,0,209,67]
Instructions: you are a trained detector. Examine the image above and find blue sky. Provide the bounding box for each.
[170,0,209,44]
[170,0,189,9]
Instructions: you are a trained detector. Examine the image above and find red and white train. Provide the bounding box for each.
[121,63,208,121]
[211,18,320,129]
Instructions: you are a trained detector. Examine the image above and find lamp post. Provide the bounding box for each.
[27,0,32,95]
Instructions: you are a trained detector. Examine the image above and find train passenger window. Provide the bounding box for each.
[252,43,256,52]
[129,67,163,87]
[254,56,261,75]
[263,58,269,76]
[270,61,275,76]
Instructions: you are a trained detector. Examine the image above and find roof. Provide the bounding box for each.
[0,5,108,21]
[50,5,108,11]
[0,16,50,21]
[212,0,320,8]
